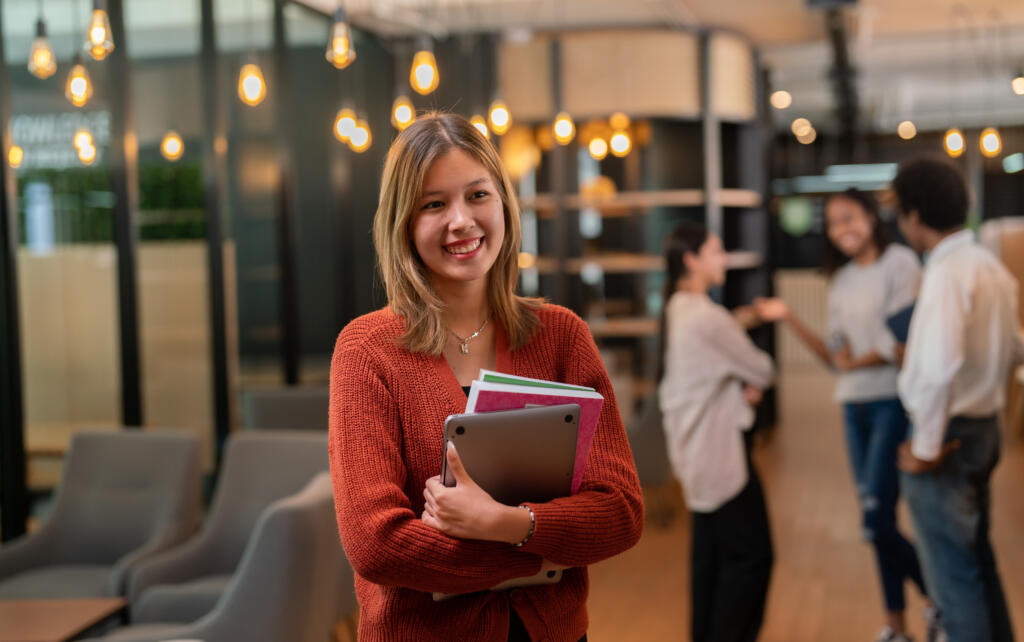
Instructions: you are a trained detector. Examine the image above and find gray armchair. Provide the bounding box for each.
[127,430,329,624]
[0,431,202,599]
[240,385,330,430]
[88,473,356,642]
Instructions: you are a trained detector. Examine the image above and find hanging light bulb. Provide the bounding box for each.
[588,137,608,161]
[609,112,630,131]
[943,128,965,158]
[1011,70,1024,96]
[553,112,575,146]
[65,55,93,107]
[78,141,97,165]
[8,145,24,169]
[979,127,1001,158]
[348,118,371,153]
[770,90,792,110]
[409,39,439,96]
[161,131,184,161]
[238,60,267,107]
[28,18,57,79]
[334,107,357,142]
[73,128,94,151]
[609,130,632,157]
[391,95,414,130]
[897,120,917,140]
[791,117,812,137]
[325,7,356,69]
[796,127,817,145]
[85,0,114,61]
[470,115,489,139]
[488,99,511,136]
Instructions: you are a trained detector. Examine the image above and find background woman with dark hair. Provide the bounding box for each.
[658,223,775,642]
[756,189,934,642]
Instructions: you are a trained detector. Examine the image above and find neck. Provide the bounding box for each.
[434,276,490,335]
[676,274,708,295]
[853,242,880,266]
[922,226,963,253]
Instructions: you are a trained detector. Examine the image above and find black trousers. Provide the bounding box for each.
[508,609,586,642]
[690,460,773,642]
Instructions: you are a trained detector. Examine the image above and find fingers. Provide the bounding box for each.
[445,441,474,486]
[943,439,962,454]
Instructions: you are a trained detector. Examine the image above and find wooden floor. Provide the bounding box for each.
[589,368,1024,641]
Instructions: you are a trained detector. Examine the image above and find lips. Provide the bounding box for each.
[444,237,483,255]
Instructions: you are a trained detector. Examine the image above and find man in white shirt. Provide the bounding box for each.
[893,157,1023,642]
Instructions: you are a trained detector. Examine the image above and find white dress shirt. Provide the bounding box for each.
[659,291,776,512]
[898,229,1024,460]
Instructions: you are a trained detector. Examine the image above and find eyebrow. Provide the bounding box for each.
[420,177,491,198]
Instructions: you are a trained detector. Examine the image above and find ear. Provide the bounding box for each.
[681,251,698,274]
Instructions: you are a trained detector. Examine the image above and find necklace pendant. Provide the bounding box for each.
[460,341,470,355]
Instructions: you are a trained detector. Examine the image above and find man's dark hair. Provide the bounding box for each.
[891,157,968,232]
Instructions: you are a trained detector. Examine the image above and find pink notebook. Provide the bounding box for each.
[465,375,604,494]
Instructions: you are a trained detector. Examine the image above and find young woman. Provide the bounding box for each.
[328,112,643,642]
[755,188,933,642]
[658,223,775,642]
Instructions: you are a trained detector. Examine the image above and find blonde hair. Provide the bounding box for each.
[373,112,541,355]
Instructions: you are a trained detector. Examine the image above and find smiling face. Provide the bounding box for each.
[410,148,506,291]
[825,195,876,258]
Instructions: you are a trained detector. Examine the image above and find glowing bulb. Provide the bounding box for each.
[161,131,184,161]
[238,62,266,106]
[334,108,357,142]
[897,120,917,140]
[517,252,536,269]
[64,57,93,107]
[325,9,356,69]
[85,3,114,61]
[28,19,57,79]
[588,137,608,160]
[609,131,632,157]
[796,127,817,145]
[944,128,965,158]
[391,95,414,130]
[78,143,97,165]
[980,127,1001,158]
[73,128,94,151]
[535,125,554,151]
[488,100,511,135]
[770,90,792,110]
[553,112,575,145]
[9,145,24,169]
[791,117,812,137]
[348,119,371,153]
[1012,72,1024,96]
[609,112,630,131]
[409,48,439,95]
[471,115,489,139]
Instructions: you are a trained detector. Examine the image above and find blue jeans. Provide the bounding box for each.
[843,398,927,613]
[902,415,1015,642]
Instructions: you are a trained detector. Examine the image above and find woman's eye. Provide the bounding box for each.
[471,190,489,200]
[422,201,444,210]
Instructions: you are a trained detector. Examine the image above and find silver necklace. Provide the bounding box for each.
[451,317,489,355]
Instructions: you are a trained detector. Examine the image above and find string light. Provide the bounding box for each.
[409,39,439,96]
[334,108,356,142]
[73,128,94,151]
[609,130,632,157]
[85,0,114,61]
[609,112,630,131]
[391,95,414,130]
[979,127,1001,158]
[897,120,917,140]
[553,112,575,146]
[796,127,817,145]
[8,145,24,169]
[791,117,812,137]
[161,131,184,161]
[588,137,608,161]
[325,7,356,69]
[488,99,511,136]
[348,118,371,153]
[28,17,57,79]
[470,115,489,139]
[77,141,97,165]
[238,61,266,106]
[944,128,965,158]
[1012,70,1024,96]
[65,55,93,107]
[770,90,792,109]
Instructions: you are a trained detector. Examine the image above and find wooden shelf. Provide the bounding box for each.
[530,251,763,275]
[519,189,762,217]
[587,316,660,338]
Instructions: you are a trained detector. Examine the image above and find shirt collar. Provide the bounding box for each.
[925,228,974,266]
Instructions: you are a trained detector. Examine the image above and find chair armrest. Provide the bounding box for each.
[0,525,59,582]
[126,530,220,604]
[108,522,197,597]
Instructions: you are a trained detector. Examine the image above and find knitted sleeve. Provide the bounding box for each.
[328,329,542,594]
[518,314,644,566]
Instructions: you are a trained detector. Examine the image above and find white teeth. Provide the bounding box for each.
[446,238,482,255]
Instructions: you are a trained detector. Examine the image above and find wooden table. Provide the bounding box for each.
[0,598,126,642]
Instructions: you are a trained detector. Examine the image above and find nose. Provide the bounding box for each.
[447,199,473,232]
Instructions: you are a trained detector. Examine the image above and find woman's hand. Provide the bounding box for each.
[743,384,763,406]
[832,345,854,371]
[753,297,790,323]
[422,442,532,544]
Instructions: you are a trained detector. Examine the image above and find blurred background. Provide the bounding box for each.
[0,0,1022,640]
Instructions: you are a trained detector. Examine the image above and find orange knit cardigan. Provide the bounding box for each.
[328,303,644,642]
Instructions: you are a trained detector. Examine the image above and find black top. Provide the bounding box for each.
[462,386,471,397]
